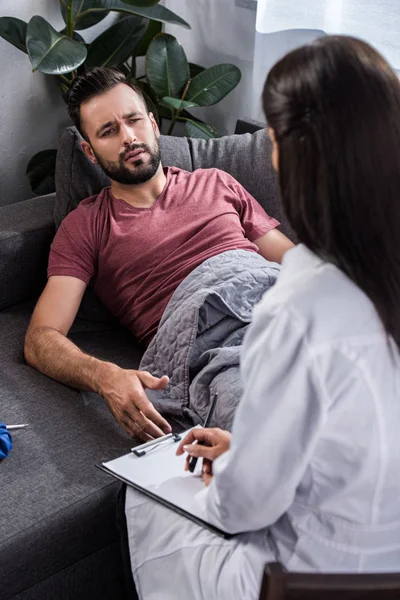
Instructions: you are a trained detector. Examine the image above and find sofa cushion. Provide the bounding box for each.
[0,194,55,310]
[55,126,291,237]
[0,302,142,599]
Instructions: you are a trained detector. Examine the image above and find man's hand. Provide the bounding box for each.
[99,365,171,440]
[176,427,231,485]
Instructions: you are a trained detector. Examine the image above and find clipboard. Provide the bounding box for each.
[98,428,231,539]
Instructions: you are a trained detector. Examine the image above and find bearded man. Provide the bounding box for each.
[24,68,293,440]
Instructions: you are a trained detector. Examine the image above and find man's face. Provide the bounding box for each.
[80,83,161,185]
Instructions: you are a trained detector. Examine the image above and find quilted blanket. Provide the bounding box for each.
[140,250,280,431]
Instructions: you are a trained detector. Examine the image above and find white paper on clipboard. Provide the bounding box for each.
[99,428,230,538]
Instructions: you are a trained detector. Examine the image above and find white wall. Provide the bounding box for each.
[165,0,400,134]
[0,0,338,206]
[165,0,322,134]
[164,0,260,136]
[0,0,117,206]
[3,0,398,206]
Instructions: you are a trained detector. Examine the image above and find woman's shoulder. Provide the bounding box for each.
[258,246,383,347]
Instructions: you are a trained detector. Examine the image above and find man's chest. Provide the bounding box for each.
[96,200,243,276]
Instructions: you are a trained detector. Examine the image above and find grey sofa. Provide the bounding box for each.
[0,123,287,600]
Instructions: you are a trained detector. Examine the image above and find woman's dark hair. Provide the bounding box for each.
[263,35,400,349]
[66,67,148,139]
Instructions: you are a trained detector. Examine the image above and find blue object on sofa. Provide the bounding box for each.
[0,121,287,600]
[0,424,12,459]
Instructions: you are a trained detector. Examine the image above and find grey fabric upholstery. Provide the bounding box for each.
[0,195,141,598]
[0,193,114,324]
[234,118,265,134]
[0,194,55,310]
[9,542,127,600]
[0,123,289,599]
[55,126,291,238]
[0,302,141,600]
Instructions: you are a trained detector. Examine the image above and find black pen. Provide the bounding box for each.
[188,392,218,473]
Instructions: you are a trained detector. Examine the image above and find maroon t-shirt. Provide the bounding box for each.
[48,167,279,345]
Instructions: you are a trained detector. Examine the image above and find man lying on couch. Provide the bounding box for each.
[24,67,293,441]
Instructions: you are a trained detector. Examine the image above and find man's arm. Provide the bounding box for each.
[226,174,294,263]
[254,229,294,264]
[24,276,171,440]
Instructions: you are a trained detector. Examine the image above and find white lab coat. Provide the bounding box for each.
[126,244,400,600]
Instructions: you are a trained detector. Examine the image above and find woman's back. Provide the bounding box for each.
[126,36,400,600]
[250,244,400,571]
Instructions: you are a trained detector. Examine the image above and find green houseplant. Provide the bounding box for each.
[0,1,241,195]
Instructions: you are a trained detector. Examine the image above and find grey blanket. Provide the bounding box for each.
[141,250,280,431]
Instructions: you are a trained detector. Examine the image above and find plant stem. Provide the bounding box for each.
[165,80,191,135]
[167,79,191,135]
[59,74,71,84]
[66,1,74,37]
[180,79,191,102]
[59,0,68,9]
[167,110,179,135]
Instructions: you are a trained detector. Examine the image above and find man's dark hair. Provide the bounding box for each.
[263,35,400,350]
[66,67,148,139]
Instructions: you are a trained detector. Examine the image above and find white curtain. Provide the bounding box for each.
[255,0,400,68]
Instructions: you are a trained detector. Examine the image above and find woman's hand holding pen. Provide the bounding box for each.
[176,428,231,486]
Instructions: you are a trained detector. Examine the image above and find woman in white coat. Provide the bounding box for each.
[125,35,400,599]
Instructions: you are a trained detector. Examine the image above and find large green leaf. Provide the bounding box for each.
[134,4,189,28]
[61,2,110,32]
[184,119,219,140]
[134,18,162,57]
[26,149,57,195]
[121,0,160,6]
[186,64,241,106]
[26,16,87,74]
[74,1,190,30]
[146,33,189,99]
[160,96,198,111]
[0,17,28,53]
[86,15,147,68]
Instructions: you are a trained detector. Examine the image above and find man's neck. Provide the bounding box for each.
[110,165,167,208]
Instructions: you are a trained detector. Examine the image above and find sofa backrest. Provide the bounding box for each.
[55,126,292,238]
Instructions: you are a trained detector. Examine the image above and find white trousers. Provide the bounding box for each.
[125,487,275,600]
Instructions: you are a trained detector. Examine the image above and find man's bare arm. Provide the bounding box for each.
[25,322,110,392]
[25,276,171,440]
[254,229,294,264]
[25,276,95,388]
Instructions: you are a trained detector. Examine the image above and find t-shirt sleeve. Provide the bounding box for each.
[47,208,95,285]
[225,173,280,242]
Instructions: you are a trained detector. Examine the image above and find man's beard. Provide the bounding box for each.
[93,140,161,185]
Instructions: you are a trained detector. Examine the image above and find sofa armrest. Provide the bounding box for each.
[0,194,55,310]
[234,118,265,134]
